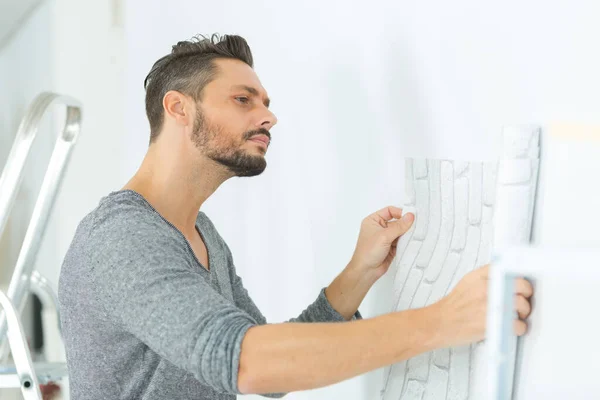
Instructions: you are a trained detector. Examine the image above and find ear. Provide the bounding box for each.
[163,90,193,128]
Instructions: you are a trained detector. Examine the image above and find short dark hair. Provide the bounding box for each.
[143,34,254,143]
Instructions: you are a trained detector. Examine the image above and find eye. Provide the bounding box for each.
[235,96,249,104]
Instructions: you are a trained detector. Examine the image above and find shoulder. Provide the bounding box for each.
[75,191,177,261]
[92,190,162,233]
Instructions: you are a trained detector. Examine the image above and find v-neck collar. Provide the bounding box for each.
[114,189,211,273]
[194,217,211,273]
[108,190,234,302]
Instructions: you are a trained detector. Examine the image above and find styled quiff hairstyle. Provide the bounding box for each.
[143,34,254,143]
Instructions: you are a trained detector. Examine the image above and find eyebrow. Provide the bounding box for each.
[232,85,271,108]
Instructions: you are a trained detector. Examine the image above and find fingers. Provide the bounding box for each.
[514,319,528,336]
[514,286,532,336]
[385,213,414,241]
[515,278,534,298]
[515,294,532,319]
[371,206,403,222]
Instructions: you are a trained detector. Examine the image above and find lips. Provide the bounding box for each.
[249,135,270,147]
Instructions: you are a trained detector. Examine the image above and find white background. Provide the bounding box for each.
[1,0,600,399]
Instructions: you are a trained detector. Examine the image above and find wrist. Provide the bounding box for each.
[423,299,459,350]
[386,304,447,362]
[345,259,380,287]
[324,261,377,321]
[413,302,452,351]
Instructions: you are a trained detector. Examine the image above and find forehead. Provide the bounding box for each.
[208,58,268,97]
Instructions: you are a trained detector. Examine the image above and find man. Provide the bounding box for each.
[58,34,533,399]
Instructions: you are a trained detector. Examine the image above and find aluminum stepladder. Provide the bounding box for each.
[0,93,82,399]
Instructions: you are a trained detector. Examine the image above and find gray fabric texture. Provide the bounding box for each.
[58,190,361,400]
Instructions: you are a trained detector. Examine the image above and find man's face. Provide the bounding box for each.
[191,58,277,177]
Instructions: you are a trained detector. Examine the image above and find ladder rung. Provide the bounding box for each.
[0,362,68,388]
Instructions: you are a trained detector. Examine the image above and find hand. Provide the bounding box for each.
[349,206,414,279]
[40,382,61,400]
[434,265,534,347]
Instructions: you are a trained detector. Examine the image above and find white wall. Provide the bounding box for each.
[1,0,125,398]
[0,3,54,399]
[0,0,44,49]
[125,1,600,399]
[49,0,126,268]
[0,0,127,292]
[0,0,126,333]
[534,125,600,247]
[0,0,54,287]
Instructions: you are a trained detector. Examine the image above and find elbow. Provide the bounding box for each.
[239,367,286,398]
[237,358,254,395]
[239,358,286,397]
[237,327,260,395]
[237,328,287,398]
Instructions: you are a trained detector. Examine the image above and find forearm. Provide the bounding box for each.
[324,261,377,320]
[238,304,445,395]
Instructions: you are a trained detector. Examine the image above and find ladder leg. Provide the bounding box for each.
[0,290,42,400]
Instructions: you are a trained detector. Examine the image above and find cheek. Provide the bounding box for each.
[204,121,241,146]
[208,128,245,150]
[203,111,249,148]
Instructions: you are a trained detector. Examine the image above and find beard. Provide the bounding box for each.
[191,107,268,177]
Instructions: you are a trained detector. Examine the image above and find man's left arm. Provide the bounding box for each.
[230,207,414,324]
[228,262,362,324]
[321,262,377,321]
[296,206,415,322]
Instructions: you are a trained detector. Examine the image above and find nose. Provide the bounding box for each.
[255,107,277,131]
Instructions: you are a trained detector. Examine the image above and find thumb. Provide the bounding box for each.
[384,212,414,242]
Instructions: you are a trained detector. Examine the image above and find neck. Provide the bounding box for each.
[123,143,232,236]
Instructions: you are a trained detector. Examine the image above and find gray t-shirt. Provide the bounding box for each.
[58,190,360,400]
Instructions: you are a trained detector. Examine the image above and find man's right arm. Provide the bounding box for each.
[238,265,533,395]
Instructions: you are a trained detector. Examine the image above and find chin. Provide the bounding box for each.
[235,167,266,177]
[211,149,267,177]
[227,157,266,177]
